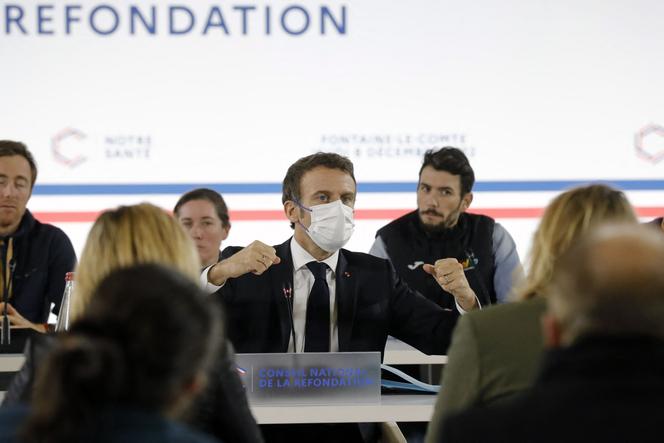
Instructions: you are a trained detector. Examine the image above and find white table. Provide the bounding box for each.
[251,394,436,424]
[0,353,25,403]
[0,340,445,372]
[0,341,447,424]
[383,338,447,365]
[0,354,25,372]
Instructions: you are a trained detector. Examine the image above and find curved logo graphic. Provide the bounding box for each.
[51,128,88,167]
[407,261,424,270]
[635,124,664,164]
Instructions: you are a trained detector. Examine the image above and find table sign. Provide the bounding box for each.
[235,352,380,405]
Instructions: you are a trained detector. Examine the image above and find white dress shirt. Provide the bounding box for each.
[200,237,340,352]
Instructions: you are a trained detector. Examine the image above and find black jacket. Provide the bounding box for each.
[376,211,496,309]
[218,238,458,356]
[439,335,664,443]
[7,210,76,323]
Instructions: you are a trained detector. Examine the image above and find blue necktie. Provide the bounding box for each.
[304,261,330,352]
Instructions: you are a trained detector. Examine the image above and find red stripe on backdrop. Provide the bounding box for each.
[32,207,663,223]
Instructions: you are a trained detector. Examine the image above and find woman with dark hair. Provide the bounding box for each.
[0,264,223,442]
[174,188,231,268]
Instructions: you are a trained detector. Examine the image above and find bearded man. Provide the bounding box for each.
[370,147,522,311]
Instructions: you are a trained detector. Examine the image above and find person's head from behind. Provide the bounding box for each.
[519,184,637,300]
[72,203,200,319]
[22,264,223,442]
[282,152,356,258]
[0,140,38,236]
[544,224,664,347]
[174,188,231,268]
[417,147,474,233]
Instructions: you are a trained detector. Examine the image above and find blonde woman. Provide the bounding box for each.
[425,184,637,443]
[3,203,263,443]
[71,203,200,317]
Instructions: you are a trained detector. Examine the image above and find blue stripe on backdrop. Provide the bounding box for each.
[32,180,664,195]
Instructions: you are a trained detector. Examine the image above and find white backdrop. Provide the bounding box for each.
[1,0,663,263]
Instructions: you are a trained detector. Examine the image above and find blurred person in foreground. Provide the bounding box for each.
[174,188,231,268]
[439,223,664,442]
[425,184,637,443]
[0,264,222,442]
[2,203,263,443]
[646,215,663,232]
[0,140,76,331]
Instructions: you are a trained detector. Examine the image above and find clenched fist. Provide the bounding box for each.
[208,240,281,286]
[423,258,478,311]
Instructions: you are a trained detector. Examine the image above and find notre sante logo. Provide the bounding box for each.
[635,124,664,164]
[51,127,152,168]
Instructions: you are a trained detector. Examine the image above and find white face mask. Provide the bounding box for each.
[298,199,355,253]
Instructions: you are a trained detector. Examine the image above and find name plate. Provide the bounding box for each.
[235,352,380,405]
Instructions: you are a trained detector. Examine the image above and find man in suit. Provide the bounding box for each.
[201,152,477,356]
[439,224,664,443]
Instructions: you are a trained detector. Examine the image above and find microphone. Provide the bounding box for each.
[1,237,12,345]
[282,282,297,352]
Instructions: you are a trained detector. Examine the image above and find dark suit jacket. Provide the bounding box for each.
[439,335,664,443]
[218,239,458,356]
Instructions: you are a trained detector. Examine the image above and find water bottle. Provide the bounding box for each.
[55,272,74,332]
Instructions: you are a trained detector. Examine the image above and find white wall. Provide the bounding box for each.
[2,0,663,261]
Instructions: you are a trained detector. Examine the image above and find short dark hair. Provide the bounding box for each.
[282,152,356,204]
[0,140,38,187]
[173,188,230,229]
[419,147,474,195]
